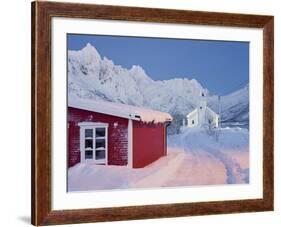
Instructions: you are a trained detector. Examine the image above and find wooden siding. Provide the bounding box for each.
[68,107,128,167]
[132,121,166,168]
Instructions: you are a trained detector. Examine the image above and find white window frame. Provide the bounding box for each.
[78,122,108,165]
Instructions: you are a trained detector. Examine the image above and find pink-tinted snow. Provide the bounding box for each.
[68,127,249,192]
[68,150,227,191]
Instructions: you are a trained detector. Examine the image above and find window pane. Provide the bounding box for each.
[96,128,105,137]
[96,139,105,149]
[85,139,93,149]
[96,150,105,160]
[85,150,93,159]
[85,129,93,138]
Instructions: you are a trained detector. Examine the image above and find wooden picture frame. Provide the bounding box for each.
[31,1,274,226]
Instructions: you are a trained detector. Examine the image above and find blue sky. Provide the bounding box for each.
[67,34,249,95]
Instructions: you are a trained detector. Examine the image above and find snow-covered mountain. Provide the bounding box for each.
[68,43,249,130]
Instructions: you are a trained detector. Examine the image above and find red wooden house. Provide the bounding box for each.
[68,98,172,168]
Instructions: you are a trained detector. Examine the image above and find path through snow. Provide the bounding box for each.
[68,127,249,191]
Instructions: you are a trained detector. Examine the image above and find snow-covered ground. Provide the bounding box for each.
[68,127,249,192]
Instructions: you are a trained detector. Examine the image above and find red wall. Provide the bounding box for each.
[132,121,166,168]
[68,107,128,168]
[68,121,80,167]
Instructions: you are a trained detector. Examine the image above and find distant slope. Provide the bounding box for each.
[208,85,249,128]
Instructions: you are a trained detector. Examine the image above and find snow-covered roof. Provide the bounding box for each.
[68,96,173,123]
[206,107,219,117]
[186,107,219,118]
[186,109,198,118]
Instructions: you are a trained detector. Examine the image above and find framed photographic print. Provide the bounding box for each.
[31,1,274,226]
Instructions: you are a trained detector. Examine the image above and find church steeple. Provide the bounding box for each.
[198,91,207,109]
[197,91,207,127]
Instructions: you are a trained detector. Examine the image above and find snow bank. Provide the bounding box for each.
[218,127,249,150]
[68,163,129,191]
[68,95,172,123]
[68,150,227,192]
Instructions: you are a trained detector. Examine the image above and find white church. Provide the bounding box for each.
[185,92,219,129]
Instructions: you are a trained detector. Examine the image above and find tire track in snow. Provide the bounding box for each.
[181,133,247,184]
[200,147,245,184]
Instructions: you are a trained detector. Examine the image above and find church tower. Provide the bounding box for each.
[197,91,207,127]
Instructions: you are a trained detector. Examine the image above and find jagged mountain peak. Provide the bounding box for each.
[81,43,100,56]
[69,43,101,66]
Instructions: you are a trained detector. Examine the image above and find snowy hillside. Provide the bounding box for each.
[68,43,249,130]
[208,84,249,128]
